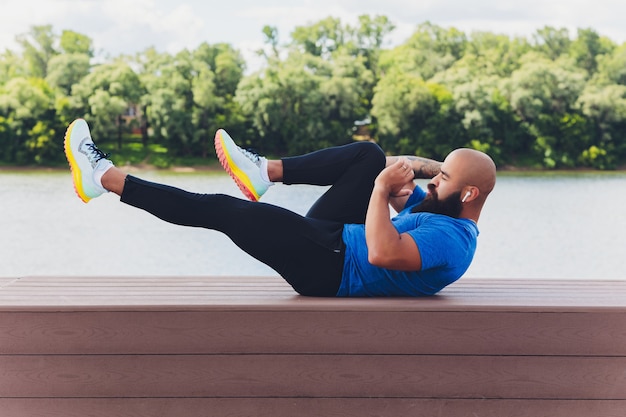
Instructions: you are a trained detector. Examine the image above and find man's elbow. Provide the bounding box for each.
[367,249,400,269]
[367,246,422,271]
[367,250,385,267]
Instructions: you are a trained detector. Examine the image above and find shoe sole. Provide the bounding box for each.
[214,129,261,202]
[64,119,91,203]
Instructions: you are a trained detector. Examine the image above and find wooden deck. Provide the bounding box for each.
[1,276,625,416]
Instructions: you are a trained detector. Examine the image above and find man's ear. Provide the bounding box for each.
[461,187,478,203]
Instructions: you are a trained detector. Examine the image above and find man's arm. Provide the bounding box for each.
[388,178,416,214]
[365,158,423,271]
[386,155,442,179]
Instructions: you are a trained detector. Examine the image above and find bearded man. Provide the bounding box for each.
[64,118,496,297]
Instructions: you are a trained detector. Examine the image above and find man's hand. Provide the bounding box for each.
[375,157,415,198]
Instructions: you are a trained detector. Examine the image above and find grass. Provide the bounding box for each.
[0,134,223,172]
[105,136,221,170]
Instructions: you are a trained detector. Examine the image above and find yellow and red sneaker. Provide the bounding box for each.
[214,129,270,201]
[64,119,112,203]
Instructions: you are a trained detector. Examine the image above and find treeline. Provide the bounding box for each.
[1,17,626,169]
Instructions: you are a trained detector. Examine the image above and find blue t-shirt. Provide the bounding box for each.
[336,185,479,297]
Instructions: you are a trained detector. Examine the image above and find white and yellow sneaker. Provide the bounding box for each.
[64,119,112,203]
[214,129,270,201]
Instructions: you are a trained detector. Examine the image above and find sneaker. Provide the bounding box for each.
[64,119,112,203]
[214,129,269,201]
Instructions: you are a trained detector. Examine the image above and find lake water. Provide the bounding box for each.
[2,169,626,281]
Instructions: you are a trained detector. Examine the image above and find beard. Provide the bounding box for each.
[411,190,463,218]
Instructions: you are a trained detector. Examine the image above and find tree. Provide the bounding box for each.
[236,52,332,154]
[291,16,345,59]
[193,42,245,98]
[136,43,246,158]
[138,48,193,155]
[465,31,531,77]
[0,50,25,85]
[192,42,246,155]
[71,60,144,149]
[532,26,571,60]
[15,25,58,78]
[577,84,626,168]
[352,15,394,72]
[432,63,507,163]
[1,18,626,170]
[259,25,280,61]
[288,15,394,136]
[46,53,91,95]
[0,77,59,164]
[568,28,615,75]
[291,15,394,77]
[59,30,94,56]
[379,22,466,81]
[504,53,589,167]
[319,50,375,140]
[593,43,626,86]
[371,68,464,159]
[236,44,374,155]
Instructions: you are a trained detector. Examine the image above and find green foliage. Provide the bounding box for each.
[580,145,609,169]
[379,22,467,82]
[372,69,464,159]
[2,19,626,170]
[593,43,626,85]
[0,76,63,164]
[59,30,94,57]
[465,32,531,77]
[46,53,91,95]
[237,52,331,153]
[0,50,25,85]
[130,43,247,158]
[568,28,615,75]
[532,26,572,60]
[15,25,58,78]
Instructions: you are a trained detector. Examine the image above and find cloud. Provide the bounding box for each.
[94,0,207,55]
[0,0,211,56]
[1,0,625,69]
[396,0,626,42]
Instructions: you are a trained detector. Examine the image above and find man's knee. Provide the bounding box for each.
[353,141,386,168]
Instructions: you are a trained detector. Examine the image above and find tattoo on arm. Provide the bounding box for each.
[405,156,442,179]
[385,155,442,179]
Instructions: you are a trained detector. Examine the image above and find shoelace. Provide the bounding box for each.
[85,143,110,164]
[239,146,263,166]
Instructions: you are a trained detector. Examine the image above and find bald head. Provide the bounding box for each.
[445,148,497,199]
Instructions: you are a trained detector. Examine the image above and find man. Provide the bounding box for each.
[65,118,496,297]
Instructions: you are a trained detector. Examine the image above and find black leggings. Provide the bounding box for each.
[120,141,387,296]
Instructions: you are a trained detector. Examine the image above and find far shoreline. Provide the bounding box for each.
[0,162,224,174]
[2,163,626,175]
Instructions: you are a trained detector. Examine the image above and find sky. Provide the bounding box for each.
[1,0,625,72]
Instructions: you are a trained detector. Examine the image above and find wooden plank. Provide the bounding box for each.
[1,355,624,399]
[0,277,625,312]
[0,398,624,417]
[1,310,625,356]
